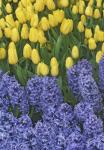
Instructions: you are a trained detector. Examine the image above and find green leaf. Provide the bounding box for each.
[54,35,63,58]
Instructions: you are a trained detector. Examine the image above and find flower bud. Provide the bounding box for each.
[5,3,12,13]
[23,44,32,59]
[51,66,59,76]
[21,24,29,39]
[78,4,85,14]
[40,17,50,31]
[93,9,101,19]
[30,14,39,27]
[59,0,69,8]
[81,15,86,25]
[34,0,45,12]
[15,7,26,23]
[8,46,18,64]
[29,27,38,42]
[48,14,58,27]
[85,28,92,39]
[0,18,5,29]
[46,0,55,10]
[53,9,64,23]
[72,45,79,59]
[85,6,93,17]
[31,48,40,64]
[72,5,78,15]
[5,14,15,28]
[60,18,73,35]
[50,57,58,67]
[0,48,6,59]
[11,28,20,43]
[96,30,104,42]
[38,29,47,44]
[39,62,49,76]
[77,21,84,32]
[15,20,20,29]
[4,27,11,38]
[65,57,73,69]
[96,51,103,63]
[88,38,96,50]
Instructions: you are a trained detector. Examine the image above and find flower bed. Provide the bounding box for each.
[0,0,104,149]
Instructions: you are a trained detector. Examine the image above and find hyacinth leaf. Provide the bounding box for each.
[54,34,63,59]
[15,65,28,85]
[0,60,9,72]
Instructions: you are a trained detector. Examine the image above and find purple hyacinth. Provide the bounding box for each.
[65,131,86,150]
[83,114,103,138]
[99,57,104,98]
[67,59,92,101]
[78,68,102,112]
[74,102,94,122]
[86,133,104,150]
[27,76,63,112]
[0,73,29,114]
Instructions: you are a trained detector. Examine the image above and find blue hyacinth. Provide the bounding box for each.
[99,57,104,98]
[83,114,103,138]
[78,68,103,112]
[67,59,92,101]
[74,101,94,122]
[27,76,63,113]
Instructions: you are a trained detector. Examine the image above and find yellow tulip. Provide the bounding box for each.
[11,28,20,43]
[5,14,15,28]
[60,18,73,35]
[50,57,58,67]
[96,51,103,63]
[30,14,39,27]
[4,27,12,38]
[40,17,50,31]
[15,7,26,23]
[34,0,45,12]
[39,62,49,76]
[51,66,59,76]
[0,48,6,59]
[59,0,69,8]
[72,46,79,59]
[85,6,93,17]
[29,27,38,42]
[23,44,32,59]
[8,46,18,64]
[48,14,58,27]
[81,15,86,25]
[88,38,97,50]
[93,9,101,19]
[77,21,84,32]
[85,28,92,39]
[0,18,5,29]
[46,0,55,10]
[31,49,40,64]
[53,9,64,23]
[65,57,74,69]
[21,24,29,39]
[5,3,12,13]
[72,5,78,15]
[38,29,47,44]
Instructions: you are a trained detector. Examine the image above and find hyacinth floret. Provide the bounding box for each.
[74,101,94,122]
[78,68,102,112]
[83,114,103,137]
